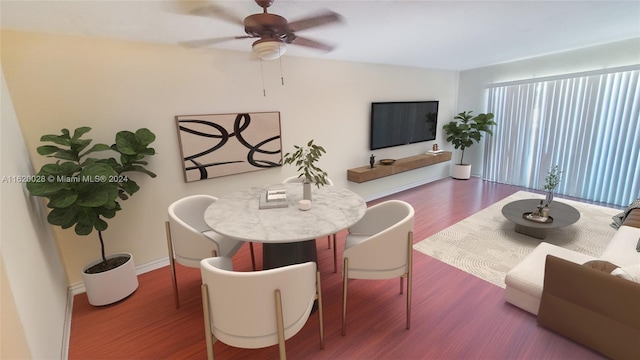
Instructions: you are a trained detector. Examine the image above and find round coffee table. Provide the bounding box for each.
[501,199,580,239]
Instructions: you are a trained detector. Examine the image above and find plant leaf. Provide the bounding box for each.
[40,134,70,147]
[71,127,92,140]
[135,128,156,147]
[37,145,62,156]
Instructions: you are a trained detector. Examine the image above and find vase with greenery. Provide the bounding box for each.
[542,165,562,205]
[281,140,329,200]
[26,127,157,274]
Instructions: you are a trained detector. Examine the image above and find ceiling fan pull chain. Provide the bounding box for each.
[279,56,285,86]
[260,59,267,97]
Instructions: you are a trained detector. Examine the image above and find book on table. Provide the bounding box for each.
[266,189,287,202]
[259,189,288,209]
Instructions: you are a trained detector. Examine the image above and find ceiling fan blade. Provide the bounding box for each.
[287,10,343,32]
[188,4,245,26]
[291,36,335,52]
[179,36,250,48]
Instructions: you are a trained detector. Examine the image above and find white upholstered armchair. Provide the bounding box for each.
[200,257,324,360]
[341,199,415,335]
[166,194,255,308]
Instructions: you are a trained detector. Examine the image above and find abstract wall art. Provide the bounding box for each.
[175,112,282,182]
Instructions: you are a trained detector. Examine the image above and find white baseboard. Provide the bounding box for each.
[136,257,171,275]
[61,291,73,360]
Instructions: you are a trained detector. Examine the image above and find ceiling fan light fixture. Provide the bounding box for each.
[252,40,287,60]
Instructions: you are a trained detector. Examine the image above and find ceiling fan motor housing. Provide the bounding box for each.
[255,0,275,8]
[244,13,294,43]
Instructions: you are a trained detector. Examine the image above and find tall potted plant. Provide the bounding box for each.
[281,139,329,201]
[26,127,156,306]
[442,111,496,179]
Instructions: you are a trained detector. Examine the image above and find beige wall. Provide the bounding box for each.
[1,30,459,286]
[0,259,31,360]
[457,37,640,174]
[1,66,68,359]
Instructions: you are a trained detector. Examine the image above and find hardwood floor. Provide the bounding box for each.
[68,177,605,359]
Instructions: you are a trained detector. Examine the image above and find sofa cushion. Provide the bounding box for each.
[504,242,597,315]
[611,264,640,283]
[623,208,640,228]
[538,255,640,360]
[583,260,619,273]
[599,225,640,267]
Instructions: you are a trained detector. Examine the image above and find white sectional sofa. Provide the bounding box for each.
[503,207,640,359]
[504,209,640,316]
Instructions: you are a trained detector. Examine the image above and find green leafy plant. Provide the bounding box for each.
[281,139,329,187]
[26,127,156,271]
[442,111,496,165]
[542,165,562,192]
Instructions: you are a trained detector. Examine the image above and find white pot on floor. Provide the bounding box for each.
[452,164,472,180]
[82,252,138,306]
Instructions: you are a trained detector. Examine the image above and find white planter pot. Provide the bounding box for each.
[452,164,472,180]
[82,253,138,306]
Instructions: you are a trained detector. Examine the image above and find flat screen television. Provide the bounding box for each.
[370,101,439,150]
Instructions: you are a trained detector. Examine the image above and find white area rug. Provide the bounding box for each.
[413,191,620,288]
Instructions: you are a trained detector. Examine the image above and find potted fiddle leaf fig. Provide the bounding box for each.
[442,111,496,179]
[26,127,156,306]
[281,140,329,200]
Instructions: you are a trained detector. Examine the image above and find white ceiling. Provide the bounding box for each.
[2,0,640,71]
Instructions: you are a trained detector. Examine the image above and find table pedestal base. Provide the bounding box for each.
[262,239,318,270]
[514,224,547,239]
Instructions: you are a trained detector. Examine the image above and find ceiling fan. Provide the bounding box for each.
[180,0,343,60]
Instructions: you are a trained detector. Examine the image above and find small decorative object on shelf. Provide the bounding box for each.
[298,199,311,211]
[523,212,553,223]
[536,200,544,216]
[432,144,439,151]
[379,159,396,165]
[370,154,375,169]
[523,200,553,223]
[542,165,562,206]
[541,204,550,218]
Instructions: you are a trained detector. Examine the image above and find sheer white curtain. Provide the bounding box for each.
[484,67,640,207]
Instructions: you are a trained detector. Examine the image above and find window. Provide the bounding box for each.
[484,67,640,207]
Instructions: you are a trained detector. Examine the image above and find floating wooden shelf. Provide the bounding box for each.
[347,151,452,183]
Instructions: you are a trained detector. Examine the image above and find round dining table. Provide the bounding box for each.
[204,183,367,269]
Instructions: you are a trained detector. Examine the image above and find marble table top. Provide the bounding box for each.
[204,183,366,243]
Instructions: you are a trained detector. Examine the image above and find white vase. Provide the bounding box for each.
[452,164,472,180]
[545,191,554,205]
[82,252,138,306]
[303,181,312,201]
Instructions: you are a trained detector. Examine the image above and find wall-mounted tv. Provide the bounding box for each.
[370,101,438,150]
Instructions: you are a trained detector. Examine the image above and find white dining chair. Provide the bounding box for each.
[341,199,415,335]
[200,257,324,360]
[282,176,339,272]
[166,194,255,308]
